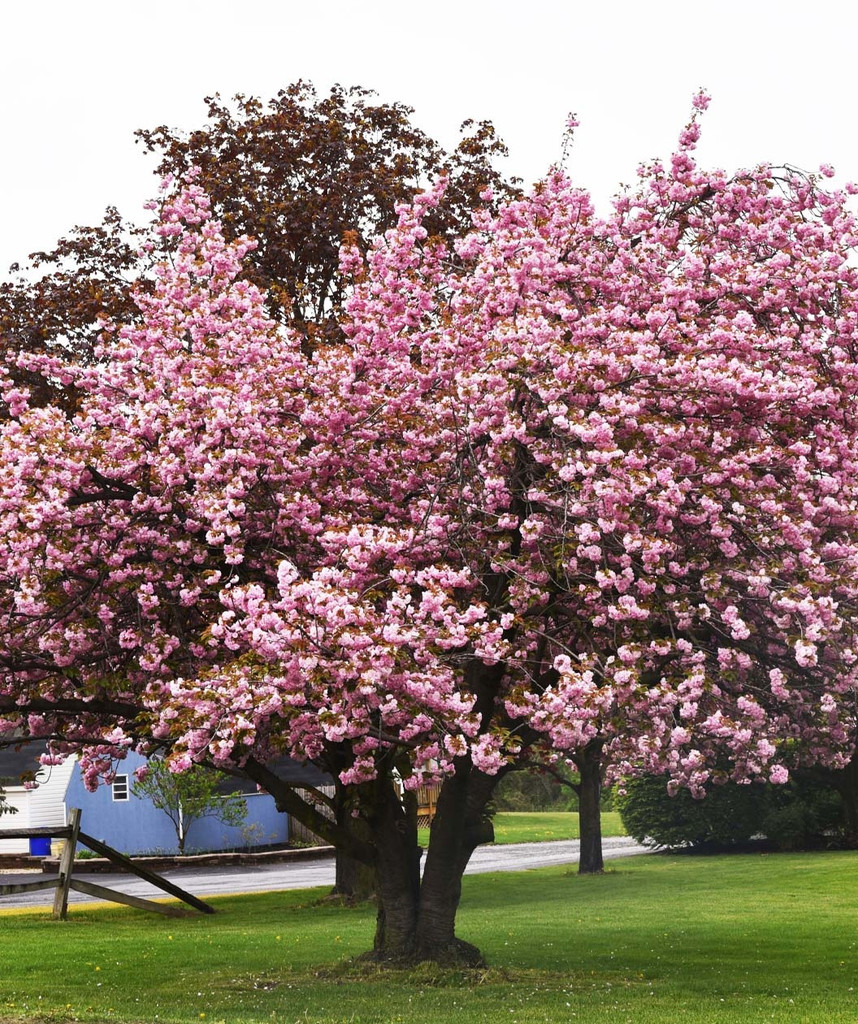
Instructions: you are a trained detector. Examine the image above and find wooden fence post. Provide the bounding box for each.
[52,807,81,920]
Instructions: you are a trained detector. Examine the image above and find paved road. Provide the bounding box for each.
[0,836,646,911]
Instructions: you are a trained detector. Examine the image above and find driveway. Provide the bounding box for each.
[0,836,647,911]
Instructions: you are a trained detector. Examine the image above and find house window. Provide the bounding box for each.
[112,775,129,802]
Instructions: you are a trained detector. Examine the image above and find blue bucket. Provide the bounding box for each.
[28,837,52,857]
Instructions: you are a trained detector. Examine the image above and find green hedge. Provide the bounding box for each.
[617,773,843,851]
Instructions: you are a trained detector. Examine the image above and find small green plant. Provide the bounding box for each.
[0,781,16,816]
[238,821,278,849]
[131,758,247,854]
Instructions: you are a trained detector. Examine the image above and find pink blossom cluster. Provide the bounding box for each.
[1,98,858,798]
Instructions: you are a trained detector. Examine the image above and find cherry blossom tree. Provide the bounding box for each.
[2,94,858,964]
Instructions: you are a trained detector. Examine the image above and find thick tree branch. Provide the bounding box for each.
[241,757,374,863]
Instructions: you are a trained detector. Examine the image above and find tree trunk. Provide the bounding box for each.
[334,851,376,901]
[833,751,858,849]
[241,749,497,964]
[413,768,486,965]
[367,765,497,965]
[367,776,422,961]
[331,790,376,901]
[577,740,604,875]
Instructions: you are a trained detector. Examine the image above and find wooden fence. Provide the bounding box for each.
[0,808,214,919]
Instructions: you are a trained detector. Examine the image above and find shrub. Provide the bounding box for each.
[760,775,842,851]
[617,775,766,849]
[618,772,845,851]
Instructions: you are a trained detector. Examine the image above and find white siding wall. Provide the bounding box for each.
[0,789,30,854]
[0,757,74,855]
[28,758,74,828]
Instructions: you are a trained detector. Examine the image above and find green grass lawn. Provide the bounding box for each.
[1,850,856,1023]
[491,810,626,844]
[417,810,626,847]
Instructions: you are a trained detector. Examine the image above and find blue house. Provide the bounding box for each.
[65,750,292,855]
[1,744,330,857]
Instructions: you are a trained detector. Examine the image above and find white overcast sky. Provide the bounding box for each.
[2,0,856,273]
